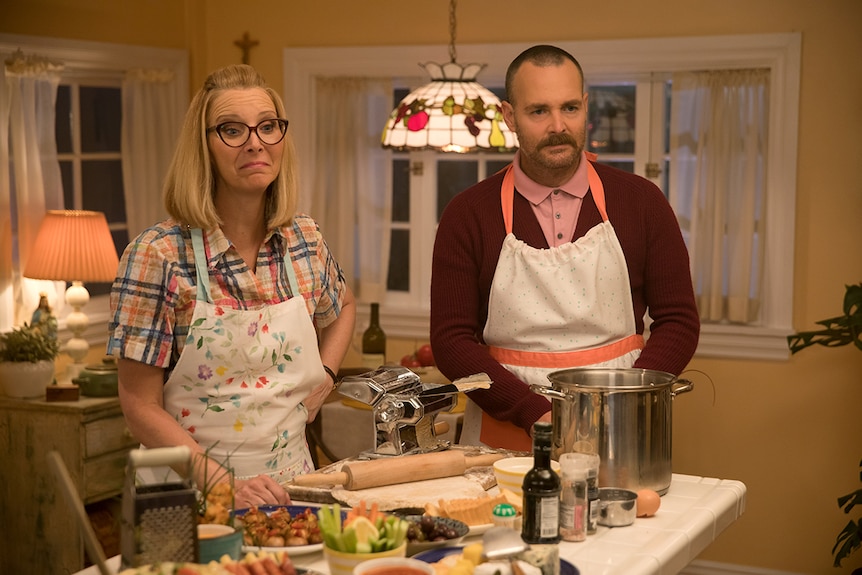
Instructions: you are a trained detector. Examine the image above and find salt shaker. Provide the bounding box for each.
[559,454,588,542]
[560,452,600,534]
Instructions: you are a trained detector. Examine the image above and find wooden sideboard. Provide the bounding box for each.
[0,394,137,574]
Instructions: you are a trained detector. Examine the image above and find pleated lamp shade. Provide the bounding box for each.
[23,210,119,283]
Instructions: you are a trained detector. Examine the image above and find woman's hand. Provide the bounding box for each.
[234,475,292,508]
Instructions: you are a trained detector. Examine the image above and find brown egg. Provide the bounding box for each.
[636,489,661,517]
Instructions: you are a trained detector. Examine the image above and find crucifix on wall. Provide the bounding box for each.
[234,31,259,65]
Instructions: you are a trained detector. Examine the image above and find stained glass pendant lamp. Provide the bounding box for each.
[380,0,518,153]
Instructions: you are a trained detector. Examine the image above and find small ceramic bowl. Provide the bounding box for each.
[400,515,468,556]
[353,556,435,575]
[493,456,561,497]
[323,542,407,575]
[197,523,243,563]
[598,487,638,527]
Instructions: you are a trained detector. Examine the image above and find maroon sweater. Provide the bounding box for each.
[430,161,700,434]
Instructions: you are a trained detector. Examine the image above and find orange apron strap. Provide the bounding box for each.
[479,411,534,452]
[501,165,515,234]
[488,334,645,368]
[585,160,609,222]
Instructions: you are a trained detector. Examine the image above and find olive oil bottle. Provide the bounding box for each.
[520,421,561,574]
[361,302,386,369]
[521,421,561,544]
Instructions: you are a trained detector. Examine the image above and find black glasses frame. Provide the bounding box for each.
[207,118,289,147]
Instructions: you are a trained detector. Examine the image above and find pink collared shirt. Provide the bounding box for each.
[512,150,590,247]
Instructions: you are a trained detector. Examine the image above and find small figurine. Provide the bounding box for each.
[31,292,58,340]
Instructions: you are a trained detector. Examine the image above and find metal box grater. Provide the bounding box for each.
[121,446,199,568]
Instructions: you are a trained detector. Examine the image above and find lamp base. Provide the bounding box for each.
[64,282,91,372]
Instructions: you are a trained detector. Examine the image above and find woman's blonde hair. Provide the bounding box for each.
[163,64,298,229]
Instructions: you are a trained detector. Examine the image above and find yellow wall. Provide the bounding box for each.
[3,1,862,572]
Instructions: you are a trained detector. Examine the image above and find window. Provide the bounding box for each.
[56,81,129,297]
[385,149,513,310]
[285,33,800,359]
[1,34,187,340]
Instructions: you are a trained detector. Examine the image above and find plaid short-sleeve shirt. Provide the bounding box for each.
[107,215,346,373]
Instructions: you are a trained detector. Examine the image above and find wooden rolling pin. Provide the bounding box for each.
[291,450,505,491]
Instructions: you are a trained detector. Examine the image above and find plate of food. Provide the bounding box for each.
[235,504,343,556]
[400,515,469,556]
[390,507,494,537]
[413,546,579,575]
[117,550,324,574]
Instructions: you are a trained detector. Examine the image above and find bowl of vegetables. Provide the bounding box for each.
[401,515,469,556]
[317,503,410,575]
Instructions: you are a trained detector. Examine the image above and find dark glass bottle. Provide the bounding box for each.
[361,302,386,369]
[521,421,561,544]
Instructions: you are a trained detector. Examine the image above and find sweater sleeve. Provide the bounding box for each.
[430,175,552,435]
[592,164,700,375]
[628,182,701,375]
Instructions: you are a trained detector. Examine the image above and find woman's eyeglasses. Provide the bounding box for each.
[207,118,289,147]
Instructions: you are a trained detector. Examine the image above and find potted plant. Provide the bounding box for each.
[0,322,60,398]
[788,282,861,572]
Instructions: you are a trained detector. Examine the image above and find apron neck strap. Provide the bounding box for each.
[190,228,213,303]
[285,250,300,297]
[500,158,608,235]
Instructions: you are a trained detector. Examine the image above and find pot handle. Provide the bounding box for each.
[671,379,694,397]
[529,384,569,401]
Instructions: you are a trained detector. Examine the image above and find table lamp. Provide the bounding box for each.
[23,210,120,378]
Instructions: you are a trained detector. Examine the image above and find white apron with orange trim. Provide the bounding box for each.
[461,160,643,451]
[138,228,322,484]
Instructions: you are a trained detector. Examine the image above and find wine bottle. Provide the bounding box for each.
[521,421,561,544]
[361,302,386,369]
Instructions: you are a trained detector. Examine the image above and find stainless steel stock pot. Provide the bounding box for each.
[530,368,693,495]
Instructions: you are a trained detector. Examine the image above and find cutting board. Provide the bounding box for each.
[285,446,524,507]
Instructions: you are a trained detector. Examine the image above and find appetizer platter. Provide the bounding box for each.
[116,549,322,574]
[235,504,336,556]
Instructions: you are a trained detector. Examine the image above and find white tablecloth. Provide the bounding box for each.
[79,474,745,575]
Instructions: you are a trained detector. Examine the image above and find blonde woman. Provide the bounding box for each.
[109,65,355,508]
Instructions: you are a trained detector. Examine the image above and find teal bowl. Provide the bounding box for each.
[198,524,243,563]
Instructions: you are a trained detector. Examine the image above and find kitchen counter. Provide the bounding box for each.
[77,473,745,575]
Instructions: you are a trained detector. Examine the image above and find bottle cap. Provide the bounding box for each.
[493,503,517,518]
[491,503,518,528]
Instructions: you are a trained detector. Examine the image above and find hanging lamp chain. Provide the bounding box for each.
[448,0,458,64]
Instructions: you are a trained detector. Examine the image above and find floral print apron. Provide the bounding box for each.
[461,160,644,451]
[140,228,322,483]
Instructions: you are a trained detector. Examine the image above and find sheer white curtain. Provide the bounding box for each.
[669,69,770,324]
[121,68,179,238]
[311,77,393,302]
[0,51,65,330]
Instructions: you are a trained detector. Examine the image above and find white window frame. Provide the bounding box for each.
[0,33,188,347]
[285,33,800,361]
